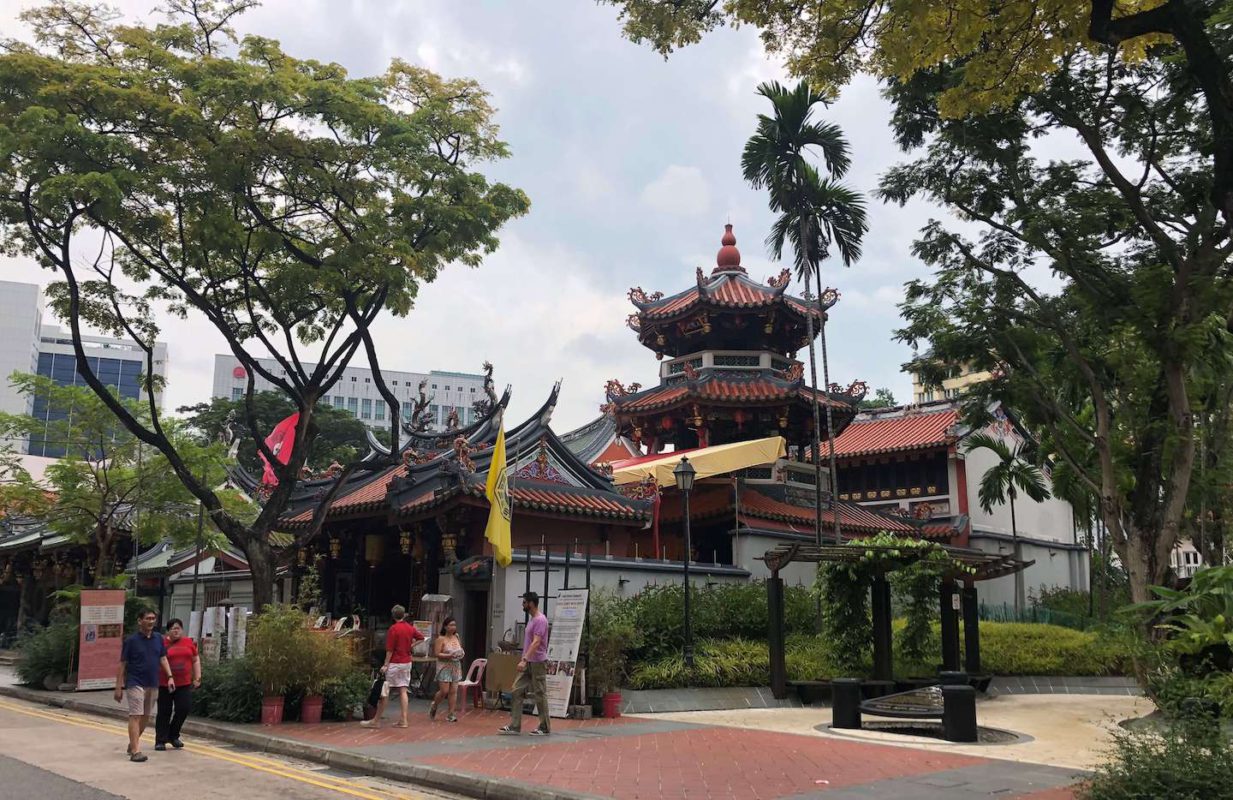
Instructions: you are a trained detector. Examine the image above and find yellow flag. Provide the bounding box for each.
[484,423,512,567]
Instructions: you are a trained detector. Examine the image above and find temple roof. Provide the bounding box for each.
[830,403,963,458]
[560,413,640,465]
[612,367,865,416]
[626,225,838,357]
[276,384,652,531]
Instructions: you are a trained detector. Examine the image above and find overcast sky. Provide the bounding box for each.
[0,0,956,432]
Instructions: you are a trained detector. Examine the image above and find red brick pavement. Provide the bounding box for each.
[419,726,985,799]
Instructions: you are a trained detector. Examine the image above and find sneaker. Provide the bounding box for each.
[497,725,520,735]
[130,752,148,763]
[171,739,184,749]
[429,703,438,720]
[359,719,380,729]
[154,744,166,752]
[529,728,549,737]
[447,714,457,723]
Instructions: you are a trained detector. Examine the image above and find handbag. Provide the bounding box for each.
[366,675,385,707]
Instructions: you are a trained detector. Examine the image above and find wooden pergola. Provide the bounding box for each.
[761,541,1033,698]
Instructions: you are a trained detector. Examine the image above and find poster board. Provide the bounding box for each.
[228,606,248,658]
[77,590,125,690]
[545,588,588,718]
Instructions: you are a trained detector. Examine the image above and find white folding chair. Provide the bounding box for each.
[455,657,487,713]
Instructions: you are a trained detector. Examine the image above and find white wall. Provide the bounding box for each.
[968,535,1089,609]
[0,281,42,425]
[963,432,1080,546]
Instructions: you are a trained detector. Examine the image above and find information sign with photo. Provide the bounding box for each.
[545,588,587,718]
[77,590,125,690]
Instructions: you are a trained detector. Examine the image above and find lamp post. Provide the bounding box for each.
[673,456,697,669]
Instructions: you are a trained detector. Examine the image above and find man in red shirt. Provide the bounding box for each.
[361,604,423,729]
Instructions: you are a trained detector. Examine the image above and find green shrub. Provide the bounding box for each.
[247,604,310,696]
[15,623,77,686]
[979,622,1130,676]
[195,658,262,723]
[1147,665,1233,719]
[323,669,371,721]
[1079,714,1233,800]
[608,582,815,661]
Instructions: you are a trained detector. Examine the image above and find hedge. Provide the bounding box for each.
[628,622,1132,690]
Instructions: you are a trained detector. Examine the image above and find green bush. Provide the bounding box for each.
[323,669,371,721]
[195,657,263,723]
[1079,714,1233,800]
[15,623,77,686]
[979,622,1131,676]
[608,582,815,661]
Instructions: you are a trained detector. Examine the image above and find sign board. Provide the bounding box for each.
[228,607,248,659]
[77,590,125,690]
[544,588,588,718]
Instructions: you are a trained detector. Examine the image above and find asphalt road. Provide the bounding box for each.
[0,696,465,800]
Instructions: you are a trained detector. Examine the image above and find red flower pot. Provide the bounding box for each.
[300,694,324,724]
[602,691,622,719]
[261,695,285,725]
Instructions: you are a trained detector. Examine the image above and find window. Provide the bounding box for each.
[350,376,356,382]
[429,404,439,422]
[444,386,450,391]
[348,397,358,415]
[402,405,412,420]
[393,380,399,386]
[375,402,385,421]
[335,396,345,407]
[470,387,476,393]
[232,387,243,401]
[361,399,372,419]
[431,383,437,389]
[364,377,370,383]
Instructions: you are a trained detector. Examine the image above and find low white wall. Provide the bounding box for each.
[968,533,1090,609]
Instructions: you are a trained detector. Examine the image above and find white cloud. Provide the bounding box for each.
[640,165,711,218]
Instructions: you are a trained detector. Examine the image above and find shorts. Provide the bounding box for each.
[386,662,412,689]
[126,686,157,718]
[436,661,462,683]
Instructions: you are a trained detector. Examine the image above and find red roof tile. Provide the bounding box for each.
[617,378,850,414]
[637,274,822,321]
[830,408,961,458]
[739,489,917,534]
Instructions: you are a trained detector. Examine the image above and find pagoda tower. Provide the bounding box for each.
[607,224,867,455]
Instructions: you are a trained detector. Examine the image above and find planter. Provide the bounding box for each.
[602,691,622,719]
[790,680,831,706]
[260,695,285,725]
[300,694,324,724]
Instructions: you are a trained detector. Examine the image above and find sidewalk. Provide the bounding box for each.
[0,667,1093,800]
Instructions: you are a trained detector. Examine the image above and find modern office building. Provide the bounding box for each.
[0,280,168,457]
[209,355,486,431]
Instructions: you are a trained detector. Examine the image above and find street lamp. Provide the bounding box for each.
[673,456,697,669]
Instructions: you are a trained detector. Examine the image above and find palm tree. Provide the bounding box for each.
[964,431,1051,614]
[742,80,867,546]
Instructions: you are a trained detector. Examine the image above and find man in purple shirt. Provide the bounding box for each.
[499,591,551,736]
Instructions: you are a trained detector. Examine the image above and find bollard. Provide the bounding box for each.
[832,678,863,730]
[939,670,969,687]
[942,684,978,743]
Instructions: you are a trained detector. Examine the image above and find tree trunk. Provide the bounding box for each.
[802,288,824,548]
[1010,492,1023,615]
[242,536,278,612]
[815,269,841,545]
[1120,524,1170,605]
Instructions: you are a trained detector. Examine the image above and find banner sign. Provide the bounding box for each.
[228,606,248,659]
[545,588,588,718]
[77,590,125,690]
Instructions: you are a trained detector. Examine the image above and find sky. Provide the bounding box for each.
[0,0,957,432]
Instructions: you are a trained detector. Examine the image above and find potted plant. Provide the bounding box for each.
[247,605,307,725]
[588,597,636,718]
[300,631,351,724]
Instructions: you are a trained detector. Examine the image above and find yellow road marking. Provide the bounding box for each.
[0,699,424,800]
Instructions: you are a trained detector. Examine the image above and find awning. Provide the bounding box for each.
[610,436,787,486]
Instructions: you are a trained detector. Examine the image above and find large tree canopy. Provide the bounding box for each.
[602,0,1233,224]
[0,1,529,608]
[886,51,1233,601]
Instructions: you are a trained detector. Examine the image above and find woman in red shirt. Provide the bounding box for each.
[155,619,201,751]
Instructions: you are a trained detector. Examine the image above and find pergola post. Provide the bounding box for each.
[939,578,961,672]
[962,584,981,674]
[768,571,787,699]
[871,572,893,682]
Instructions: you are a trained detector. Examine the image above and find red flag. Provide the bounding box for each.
[260,413,300,487]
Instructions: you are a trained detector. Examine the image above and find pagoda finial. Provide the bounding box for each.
[714,223,745,274]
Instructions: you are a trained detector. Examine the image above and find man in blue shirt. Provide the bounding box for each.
[114,610,172,762]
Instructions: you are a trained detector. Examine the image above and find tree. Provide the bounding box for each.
[859,387,897,410]
[741,80,867,545]
[177,393,385,476]
[0,2,529,609]
[602,0,1233,228]
[964,431,1051,613]
[887,52,1233,603]
[0,374,240,583]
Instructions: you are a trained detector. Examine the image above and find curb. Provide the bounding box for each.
[0,684,602,800]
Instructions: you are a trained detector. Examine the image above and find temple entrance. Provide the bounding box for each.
[463,587,488,671]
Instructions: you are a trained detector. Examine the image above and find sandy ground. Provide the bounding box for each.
[633,693,1153,771]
